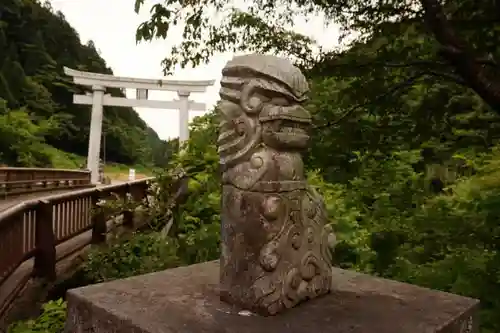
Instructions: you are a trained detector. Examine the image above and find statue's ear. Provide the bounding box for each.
[240,80,265,114]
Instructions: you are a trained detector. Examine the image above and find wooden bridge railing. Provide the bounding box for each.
[0,168,92,198]
[0,177,153,317]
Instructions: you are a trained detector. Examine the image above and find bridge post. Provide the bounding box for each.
[122,184,135,229]
[91,191,107,244]
[34,200,56,280]
[122,210,134,229]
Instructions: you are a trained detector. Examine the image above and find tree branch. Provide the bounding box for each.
[419,0,500,113]
[424,70,466,86]
[312,58,496,74]
[313,68,468,130]
[314,72,428,129]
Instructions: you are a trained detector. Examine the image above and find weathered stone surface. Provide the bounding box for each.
[64,260,479,333]
[218,53,336,315]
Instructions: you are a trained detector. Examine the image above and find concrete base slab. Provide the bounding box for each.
[64,260,479,333]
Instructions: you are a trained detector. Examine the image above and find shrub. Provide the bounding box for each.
[81,232,181,283]
[8,299,66,333]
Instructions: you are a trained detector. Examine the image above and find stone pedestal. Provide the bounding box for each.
[64,261,479,333]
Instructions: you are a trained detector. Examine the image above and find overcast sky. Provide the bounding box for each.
[48,0,340,140]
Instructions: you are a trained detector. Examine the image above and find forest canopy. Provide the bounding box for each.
[0,0,174,168]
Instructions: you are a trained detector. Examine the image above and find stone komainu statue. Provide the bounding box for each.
[218,54,336,316]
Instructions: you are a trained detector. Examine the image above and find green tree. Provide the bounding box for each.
[0,99,57,166]
[0,0,170,167]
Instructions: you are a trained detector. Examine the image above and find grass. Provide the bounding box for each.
[47,147,155,180]
[44,146,86,169]
[103,163,153,181]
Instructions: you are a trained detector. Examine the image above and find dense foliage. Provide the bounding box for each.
[0,0,174,167]
[8,299,66,333]
[82,232,181,283]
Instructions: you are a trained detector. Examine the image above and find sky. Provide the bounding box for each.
[48,0,340,140]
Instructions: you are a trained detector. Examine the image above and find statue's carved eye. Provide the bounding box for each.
[248,96,262,110]
[242,92,269,113]
[251,92,271,103]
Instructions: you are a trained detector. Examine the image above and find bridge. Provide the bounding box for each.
[0,167,94,211]
[0,167,153,320]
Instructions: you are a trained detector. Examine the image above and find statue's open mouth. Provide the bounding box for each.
[274,120,309,140]
[260,105,311,147]
[262,119,310,148]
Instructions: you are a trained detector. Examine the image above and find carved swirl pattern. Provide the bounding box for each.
[244,189,334,315]
[218,54,336,316]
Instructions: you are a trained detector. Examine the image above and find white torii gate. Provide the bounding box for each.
[64,67,215,184]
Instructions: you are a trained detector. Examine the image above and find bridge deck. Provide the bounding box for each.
[0,181,126,212]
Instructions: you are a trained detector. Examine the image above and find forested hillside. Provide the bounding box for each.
[0,0,171,168]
